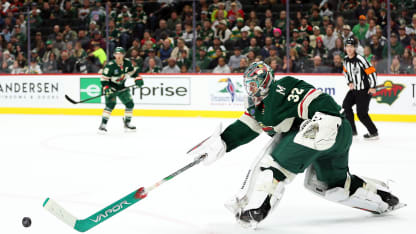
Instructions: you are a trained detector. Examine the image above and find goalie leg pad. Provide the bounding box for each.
[304,165,330,196]
[323,181,390,214]
[304,167,403,214]
[227,158,288,228]
[236,177,285,228]
[225,137,296,228]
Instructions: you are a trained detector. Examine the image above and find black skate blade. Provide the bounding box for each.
[388,203,407,213]
[124,127,137,132]
[354,202,406,214]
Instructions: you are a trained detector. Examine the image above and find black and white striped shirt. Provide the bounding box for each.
[343,54,377,90]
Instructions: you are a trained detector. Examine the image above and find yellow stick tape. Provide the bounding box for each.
[1,108,416,122]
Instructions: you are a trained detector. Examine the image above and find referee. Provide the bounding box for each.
[342,37,378,140]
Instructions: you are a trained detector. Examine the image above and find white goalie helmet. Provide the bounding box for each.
[243,61,274,99]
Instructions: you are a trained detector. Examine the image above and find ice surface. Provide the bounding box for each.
[0,114,415,234]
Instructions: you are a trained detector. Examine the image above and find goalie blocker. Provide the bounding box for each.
[188,64,405,228]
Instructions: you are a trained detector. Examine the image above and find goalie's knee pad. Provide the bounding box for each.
[225,151,295,228]
[304,167,403,214]
[304,165,329,196]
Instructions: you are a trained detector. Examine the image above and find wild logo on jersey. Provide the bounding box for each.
[372,80,405,105]
[115,74,125,82]
[258,122,275,134]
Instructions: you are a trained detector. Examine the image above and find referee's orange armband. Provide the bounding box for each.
[364,66,376,75]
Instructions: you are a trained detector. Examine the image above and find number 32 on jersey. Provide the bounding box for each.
[287,88,305,102]
[276,84,305,103]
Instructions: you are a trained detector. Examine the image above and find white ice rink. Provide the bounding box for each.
[1,114,415,234]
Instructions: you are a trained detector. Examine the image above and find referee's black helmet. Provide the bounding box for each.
[345,37,355,46]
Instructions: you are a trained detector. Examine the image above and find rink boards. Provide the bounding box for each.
[0,73,415,122]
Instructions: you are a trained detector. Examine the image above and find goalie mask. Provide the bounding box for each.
[243,62,274,103]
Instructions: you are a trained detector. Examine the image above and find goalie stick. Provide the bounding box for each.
[65,84,138,104]
[43,154,207,232]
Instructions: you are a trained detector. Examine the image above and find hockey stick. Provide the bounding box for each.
[65,85,138,104]
[43,154,207,232]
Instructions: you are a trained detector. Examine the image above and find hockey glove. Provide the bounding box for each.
[294,112,341,151]
[103,86,116,98]
[135,76,144,87]
[187,124,226,165]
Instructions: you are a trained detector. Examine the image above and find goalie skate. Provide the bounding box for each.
[225,196,261,229]
[361,177,406,214]
[358,190,406,214]
[235,195,273,229]
[387,202,407,213]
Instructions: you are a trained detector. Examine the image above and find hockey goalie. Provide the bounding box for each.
[188,61,405,228]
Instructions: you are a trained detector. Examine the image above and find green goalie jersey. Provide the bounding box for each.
[101,59,138,90]
[221,76,343,151]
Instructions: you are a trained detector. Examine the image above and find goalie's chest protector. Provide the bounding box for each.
[250,77,317,130]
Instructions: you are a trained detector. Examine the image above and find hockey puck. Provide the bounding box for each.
[22,217,31,227]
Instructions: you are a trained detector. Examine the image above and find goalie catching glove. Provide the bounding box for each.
[187,124,226,165]
[294,112,341,151]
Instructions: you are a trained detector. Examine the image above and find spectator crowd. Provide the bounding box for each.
[1,0,416,74]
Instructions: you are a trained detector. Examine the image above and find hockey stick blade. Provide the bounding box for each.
[43,189,144,232]
[64,85,138,105]
[43,154,206,232]
[64,94,78,104]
